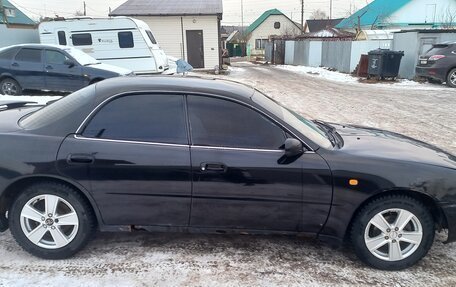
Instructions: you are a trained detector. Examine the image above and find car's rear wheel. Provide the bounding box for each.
[0,78,22,96]
[9,182,96,259]
[350,195,434,270]
[447,68,456,88]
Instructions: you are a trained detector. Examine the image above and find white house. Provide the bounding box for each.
[337,0,456,31]
[244,9,302,56]
[111,0,222,69]
[0,0,38,48]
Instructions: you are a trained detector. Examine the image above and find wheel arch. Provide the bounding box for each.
[343,188,448,242]
[0,175,103,229]
[0,73,18,82]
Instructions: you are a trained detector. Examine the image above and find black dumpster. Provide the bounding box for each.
[367,49,404,80]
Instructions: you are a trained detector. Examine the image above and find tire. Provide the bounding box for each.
[9,182,96,259]
[0,78,22,96]
[447,68,456,88]
[350,195,434,270]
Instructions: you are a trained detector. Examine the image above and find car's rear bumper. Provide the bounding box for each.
[440,202,456,243]
[415,66,447,81]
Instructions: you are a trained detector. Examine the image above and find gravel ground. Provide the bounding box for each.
[0,63,455,286]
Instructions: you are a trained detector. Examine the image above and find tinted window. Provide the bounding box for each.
[83,94,187,144]
[188,96,286,149]
[15,48,42,62]
[118,31,134,48]
[145,30,157,44]
[45,50,69,65]
[274,22,281,29]
[72,33,92,46]
[58,31,67,45]
[20,85,95,130]
[0,47,17,60]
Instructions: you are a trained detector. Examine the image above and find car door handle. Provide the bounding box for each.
[12,62,19,67]
[46,65,53,70]
[200,162,227,172]
[67,154,94,164]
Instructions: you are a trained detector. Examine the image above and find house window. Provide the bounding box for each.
[255,39,268,50]
[5,8,15,17]
[118,31,134,48]
[58,31,67,45]
[274,22,281,29]
[72,33,93,46]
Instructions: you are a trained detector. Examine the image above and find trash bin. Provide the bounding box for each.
[367,49,404,80]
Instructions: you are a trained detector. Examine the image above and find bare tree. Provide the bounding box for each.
[74,10,84,16]
[440,7,456,29]
[310,9,327,20]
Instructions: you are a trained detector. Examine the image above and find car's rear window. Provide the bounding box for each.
[0,47,17,60]
[19,85,95,130]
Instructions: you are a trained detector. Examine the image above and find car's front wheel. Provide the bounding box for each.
[447,68,456,88]
[0,78,22,96]
[350,195,434,270]
[9,182,96,259]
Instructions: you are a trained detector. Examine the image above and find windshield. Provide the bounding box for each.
[19,85,95,130]
[63,47,100,66]
[252,91,333,149]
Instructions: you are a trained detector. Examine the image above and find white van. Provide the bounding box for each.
[39,17,168,74]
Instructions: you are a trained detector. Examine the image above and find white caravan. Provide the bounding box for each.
[39,17,168,74]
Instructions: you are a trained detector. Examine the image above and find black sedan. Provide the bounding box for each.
[416,42,456,87]
[0,77,455,270]
[0,44,133,95]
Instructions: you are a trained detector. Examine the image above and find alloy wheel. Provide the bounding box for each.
[20,194,79,249]
[1,81,18,95]
[364,208,423,262]
[450,71,456,86]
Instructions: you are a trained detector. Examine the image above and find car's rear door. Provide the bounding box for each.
[57,93,192,227]
[187,95,332,233]
[11,48,45,90]
[44,49,86,92]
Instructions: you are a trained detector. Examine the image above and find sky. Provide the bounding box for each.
[8,0,373,25]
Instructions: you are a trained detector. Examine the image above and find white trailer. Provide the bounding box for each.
[39,17,168,74]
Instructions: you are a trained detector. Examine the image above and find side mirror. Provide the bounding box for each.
[284,138,304,158]
[64,59,75,68]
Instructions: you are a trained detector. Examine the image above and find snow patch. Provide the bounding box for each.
[0,94,62,105]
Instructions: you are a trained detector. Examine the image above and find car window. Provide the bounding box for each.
[15,48,42,62]
[45,50,70,65]
[82,94,188,144]
[58,31,67,45]
[0,47,17,60]
[187,96,286,149]
[145,30,157,45]
[72,33,93,46]
[118,31,134,48]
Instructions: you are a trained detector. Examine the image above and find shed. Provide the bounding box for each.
[111,0,223,69]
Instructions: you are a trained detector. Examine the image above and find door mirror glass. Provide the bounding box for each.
[64,59,75,67]
[284,138,303,157]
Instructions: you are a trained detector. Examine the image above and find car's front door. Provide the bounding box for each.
[187,95,333,232]
[11,48,45,90]
[44,49,86,92]
[57,94,192,227]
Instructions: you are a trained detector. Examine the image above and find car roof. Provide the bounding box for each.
[94,76,256,102]
[1,44,69,50]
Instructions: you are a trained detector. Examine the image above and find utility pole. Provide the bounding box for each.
[240,0,244,35]
[83,1,87,16]
[301,0,304,34]
[329,0,333,19]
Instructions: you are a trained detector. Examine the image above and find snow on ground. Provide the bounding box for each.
[275,65,451,91]
[0,64,455,286]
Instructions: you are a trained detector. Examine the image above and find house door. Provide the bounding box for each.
[186,30,205,68]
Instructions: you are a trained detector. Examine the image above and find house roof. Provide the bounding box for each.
[1,0,36,26]
[110,0,223,16]
[245,9,299,35]
[297,28,355,39]
[336,0,411,29]
[306,18,344,32]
